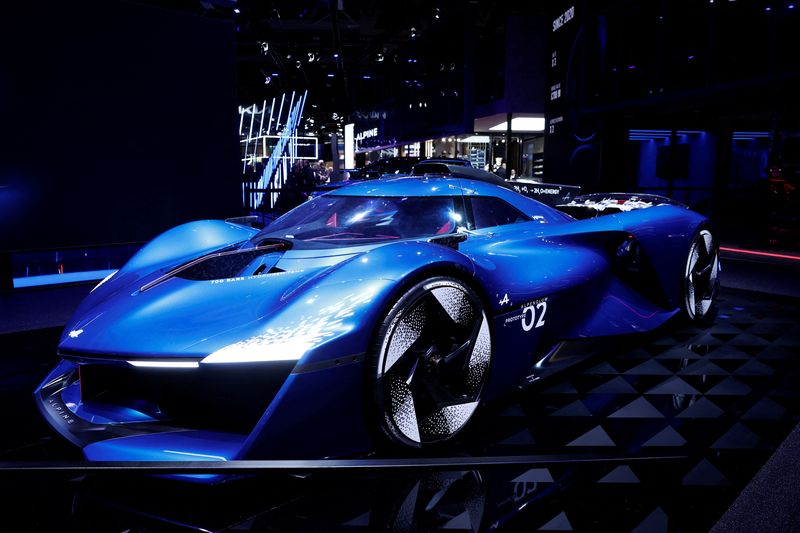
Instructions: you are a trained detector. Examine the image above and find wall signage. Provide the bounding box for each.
[355,128,378,142]
[552,6,575,32]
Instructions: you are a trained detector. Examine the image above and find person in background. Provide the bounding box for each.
[314,159,330,184]
[509,169,517,180]
[275,160,316,214]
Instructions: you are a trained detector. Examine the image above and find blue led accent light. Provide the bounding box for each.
[14,269,116,289]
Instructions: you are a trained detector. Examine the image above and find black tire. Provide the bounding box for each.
[682,228,720,323]
[369,276,492,449]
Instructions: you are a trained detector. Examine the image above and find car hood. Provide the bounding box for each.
[58,249,368,358]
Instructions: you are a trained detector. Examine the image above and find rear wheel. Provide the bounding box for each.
[683,228,720,322]
[370,277,492,448]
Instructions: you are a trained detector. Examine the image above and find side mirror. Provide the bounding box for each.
[428,232,468,250]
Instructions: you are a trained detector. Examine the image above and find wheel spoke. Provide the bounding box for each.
[688,247,700,273]
[419,402,480,438]
[429,286,475,326]
[710,251,719,285]
[465,315,491,395]
[702,231,714,254]
[387,374,421,443]
[384,304,426,372]
[443,339,472,365]
[405,357,419,385]
[698,297,712,317]
[442,317,482,367]
[414,369,461,414]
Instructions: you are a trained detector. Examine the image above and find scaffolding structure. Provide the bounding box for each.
[239,90,316,212]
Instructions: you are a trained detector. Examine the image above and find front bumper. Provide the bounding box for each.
[35,356,295,461]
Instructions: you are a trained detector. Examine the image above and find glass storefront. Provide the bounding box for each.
[357,133,545,180]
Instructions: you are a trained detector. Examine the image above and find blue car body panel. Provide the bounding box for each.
[36,176,712,465]
[83,431,246,462]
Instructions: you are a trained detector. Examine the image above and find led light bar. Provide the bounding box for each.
[127,361,200,369]
[719,247,800,261]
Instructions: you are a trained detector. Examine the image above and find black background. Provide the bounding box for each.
[0,0,241,251]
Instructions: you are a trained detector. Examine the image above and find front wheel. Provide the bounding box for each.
[370,277,492,449]
[683,228,720,322]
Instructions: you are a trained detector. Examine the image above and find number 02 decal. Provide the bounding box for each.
[521,300,547,332]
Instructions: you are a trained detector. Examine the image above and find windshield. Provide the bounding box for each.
[255,195,464,247]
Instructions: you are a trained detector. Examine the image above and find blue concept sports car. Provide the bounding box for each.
[36,173,720,462]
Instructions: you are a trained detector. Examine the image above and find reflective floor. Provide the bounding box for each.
[1,287,799,531]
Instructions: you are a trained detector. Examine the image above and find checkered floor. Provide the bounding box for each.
[1,288,798,532]
[456,287,800,531]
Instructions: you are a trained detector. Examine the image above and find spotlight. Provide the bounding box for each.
[233,7,240,14]
[296,60,302,68]
[435,7,440,19]
[264,76,271,84]
[410,27,417,38]
[376,53,384,62]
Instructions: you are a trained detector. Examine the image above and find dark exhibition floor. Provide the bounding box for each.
[0,252,799,532]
